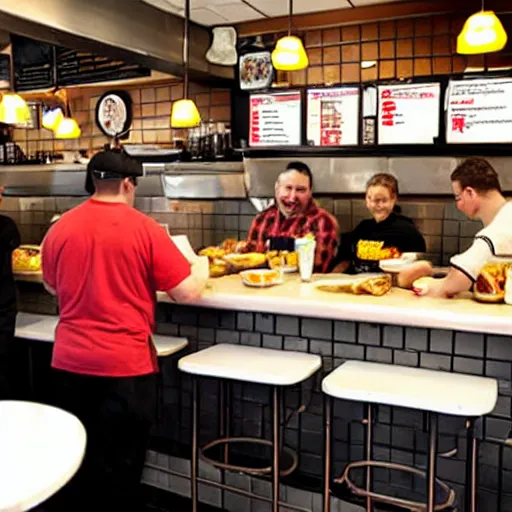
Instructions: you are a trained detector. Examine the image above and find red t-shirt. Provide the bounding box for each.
[42,199,191,377]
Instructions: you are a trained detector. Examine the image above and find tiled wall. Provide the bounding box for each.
[146,303,512,512]
[1,194,483,267]
[262,12,512,86]
[11,81,231,156]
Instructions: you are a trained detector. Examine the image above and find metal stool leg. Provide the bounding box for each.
[272,386,281,512]
[465,418,477,512]
[191,377,199,512]
[323,395,332,512]
[426,412,438,512]
[365,404,374,512]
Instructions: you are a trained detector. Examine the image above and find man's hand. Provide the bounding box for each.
[0,185,4,206]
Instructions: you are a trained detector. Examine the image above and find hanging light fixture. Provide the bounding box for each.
[0,50,31,125]
[272,0,308,71]
[0,93,31,125]
[52,90,81,139]
[457,1,508,55]
[170,0,201,128]
[42,106,64,131]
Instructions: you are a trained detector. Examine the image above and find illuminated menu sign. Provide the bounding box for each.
[249,91,301,146]
[377,83,441,144]
[446,78,512,144]
[306,87,360,146]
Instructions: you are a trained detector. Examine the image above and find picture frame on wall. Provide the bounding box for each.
[14,102,40,129]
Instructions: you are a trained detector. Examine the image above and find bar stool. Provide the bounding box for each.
[178,343,322,512]
[152,335,189,423]
[322,361,498,512]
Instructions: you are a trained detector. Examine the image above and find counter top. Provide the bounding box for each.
[15,313,189,357]
[157,274,512,336]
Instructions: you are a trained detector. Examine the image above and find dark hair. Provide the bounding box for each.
[450,157,502,193]
[366,173,401,214]
[285,161,313,189]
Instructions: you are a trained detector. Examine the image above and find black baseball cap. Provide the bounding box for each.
[85,149,143,194]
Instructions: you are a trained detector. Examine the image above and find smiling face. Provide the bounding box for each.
[275,170,312,217]
[366,184,396,223]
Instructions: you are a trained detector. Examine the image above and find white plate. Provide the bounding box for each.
[240,269,283,288]
[379,254,418,273]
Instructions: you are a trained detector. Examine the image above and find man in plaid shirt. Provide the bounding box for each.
[246,161,339,273]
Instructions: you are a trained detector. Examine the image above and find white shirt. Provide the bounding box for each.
[451,201,512,281]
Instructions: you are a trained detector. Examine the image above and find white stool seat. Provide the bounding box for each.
[0,401,86,512]
[152,334,188,357]
[178,344,322,386]
[322,361,497,417]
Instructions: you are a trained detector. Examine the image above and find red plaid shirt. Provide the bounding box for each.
[246,202,339,273]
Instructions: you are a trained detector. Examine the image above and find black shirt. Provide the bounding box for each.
[0,215,21,310]
[333,212,426,274]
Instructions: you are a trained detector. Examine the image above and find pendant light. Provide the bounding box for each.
[457,0,507,55]
[0,48,31,125]
[42,106,64,131]
[271,0,308,71]
[170,0,201,128]
[53,90,81,139]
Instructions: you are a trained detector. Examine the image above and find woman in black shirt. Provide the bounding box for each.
[0,185,21,399]
[331,174,426,274]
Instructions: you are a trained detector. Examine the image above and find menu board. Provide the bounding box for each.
[377,83,441,145]
[249,91,301,146]
[11,35,150,91]
[11,35,54,91]
[0,54,10,89]
[446,78,512,144]
[56,48,150,86]
[306,87,359,146]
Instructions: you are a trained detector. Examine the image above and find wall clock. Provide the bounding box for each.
[95,90,132,139]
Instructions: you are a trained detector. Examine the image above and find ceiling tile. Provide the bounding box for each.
[350,0,408,5]
[247,0,351,17]
[191,7,230,24]
[209,2,265,23]
[292,0,352,14]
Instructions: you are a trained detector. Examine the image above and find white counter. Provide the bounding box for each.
[15,313,188,357]
[157,274,512,336]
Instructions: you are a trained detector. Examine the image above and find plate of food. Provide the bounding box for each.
[12,244,42,274]
[473,260,510,303]
[314,274,392,297]
[266,250,298,273]
[240,269,283,288]
[223,252,267,272]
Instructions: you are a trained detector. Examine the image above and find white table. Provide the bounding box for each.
[0,401,86,512]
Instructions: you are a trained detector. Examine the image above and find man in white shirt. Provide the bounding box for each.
[399,157,512,298]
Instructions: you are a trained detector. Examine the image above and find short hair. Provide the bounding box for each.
[366,173,399,197]
[451,157,502,193]
[283,161,313,189]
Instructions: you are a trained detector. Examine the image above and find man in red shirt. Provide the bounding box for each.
[246,161,339,273]
[42,150,205,511]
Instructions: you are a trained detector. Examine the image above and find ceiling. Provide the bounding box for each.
[142,0,418,26]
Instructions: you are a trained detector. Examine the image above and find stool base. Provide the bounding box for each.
[200,436,298,476]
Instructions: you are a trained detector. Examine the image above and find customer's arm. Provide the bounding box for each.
[167,258,207,303]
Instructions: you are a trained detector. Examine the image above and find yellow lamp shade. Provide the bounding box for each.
[42,107,64,131]
[170,99,201,128]
[271,35,309,71]
[54,117,81,139]
[0,93,31,125]
[457,11,508,54]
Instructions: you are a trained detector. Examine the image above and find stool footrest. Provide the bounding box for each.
[336,460,456,511]
[200,437,297,477]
